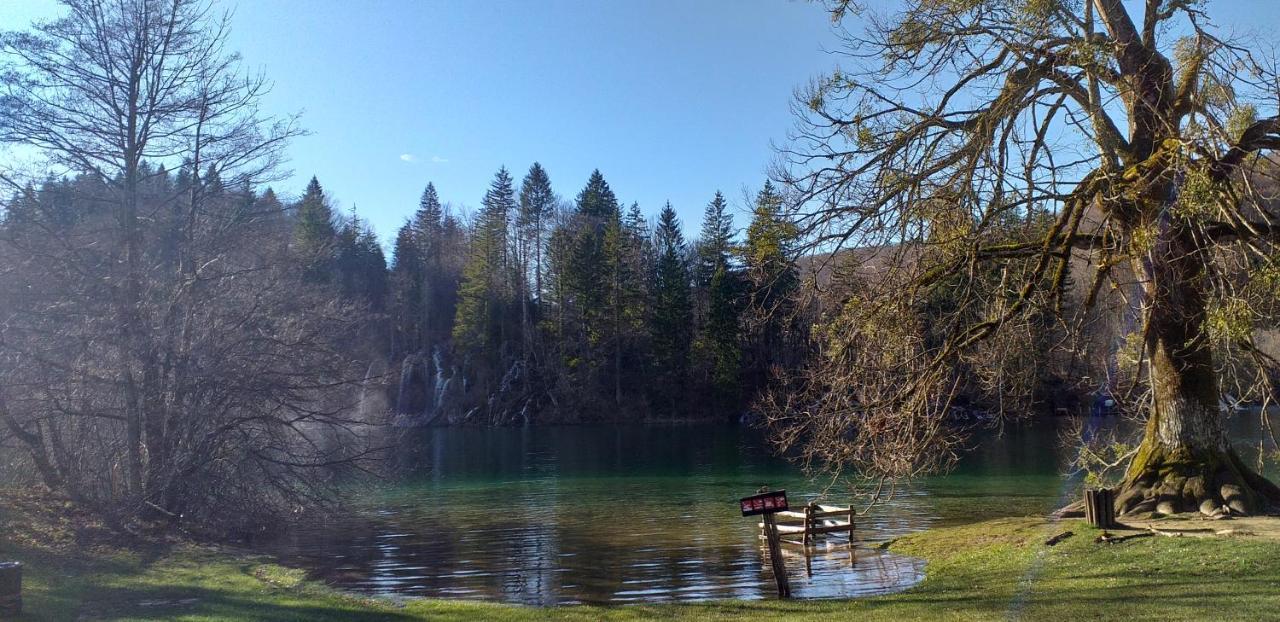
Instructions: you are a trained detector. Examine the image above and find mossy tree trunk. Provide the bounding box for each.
[1116,221,1280,516]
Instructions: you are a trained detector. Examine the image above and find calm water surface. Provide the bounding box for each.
[273,414,1278,605]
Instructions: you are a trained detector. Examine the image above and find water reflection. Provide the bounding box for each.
[273,416,1275,605]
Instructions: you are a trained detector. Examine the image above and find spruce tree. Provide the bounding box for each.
[518,162,555,299]
[695,191,734,288]
[568,170,620,346]
[699,264,744,410]
[293,176,336,281]
[391,220,426,351]
[335,209,388,310]
[743,181,797,300]
[651,203,693,411]
[741,180,799,390]
[691,192,744,415]
[410,183,448,343]
[453,168,516,353]
[576,169,618,220]
[413,183,444,245]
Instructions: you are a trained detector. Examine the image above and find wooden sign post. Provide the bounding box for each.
[740,488,791,599]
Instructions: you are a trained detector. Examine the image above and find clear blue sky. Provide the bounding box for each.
[5,1,1280,247]
[3,0,843,245]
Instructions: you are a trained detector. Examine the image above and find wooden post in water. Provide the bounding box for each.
[0,562,20,616]
[803,503,815,547]
[847,506,856,543]
[761,513,792,598]
[740,488,792,599]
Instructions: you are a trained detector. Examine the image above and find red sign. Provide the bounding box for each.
[740,490,788,516]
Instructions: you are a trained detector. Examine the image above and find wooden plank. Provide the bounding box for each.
[808,523,856,535]
[759,522,807,535]
[772,510,808,520]
[762,520,854,535]
[811,510,853,519]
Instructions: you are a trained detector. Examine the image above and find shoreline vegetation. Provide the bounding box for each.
[5,489,1280,621]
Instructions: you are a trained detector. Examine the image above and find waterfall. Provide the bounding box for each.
[357,360,376,419]
[395,354,415,415]
[431,345,452,415]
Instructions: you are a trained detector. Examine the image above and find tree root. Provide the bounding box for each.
[1115,444,1280,517]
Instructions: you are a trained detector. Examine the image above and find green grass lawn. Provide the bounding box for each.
[5,510,1280,621]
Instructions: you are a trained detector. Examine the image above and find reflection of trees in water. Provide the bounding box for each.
[274,424,1090,604]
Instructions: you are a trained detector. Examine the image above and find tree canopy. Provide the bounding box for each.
[773,0,1280,514]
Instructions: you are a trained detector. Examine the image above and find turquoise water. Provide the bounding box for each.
[273,414,1276,605]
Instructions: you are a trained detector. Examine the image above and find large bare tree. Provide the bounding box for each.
[0,0,376,532]
[775,0,1280,515]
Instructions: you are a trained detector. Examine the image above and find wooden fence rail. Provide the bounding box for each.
[758,502,855,547]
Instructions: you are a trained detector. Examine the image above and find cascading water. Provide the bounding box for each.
[357,360,377,419]
[395,354,415,416]
[431,345,452,417]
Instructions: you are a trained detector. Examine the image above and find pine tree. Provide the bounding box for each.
[741,180,799,389]
[576,169,618,220]
[601,202,653,407]
[690,192,744,415]
[743,181,797,300]
[410,183,448,343]
[698,264,744,410]
[293,176,336,281]
[651,203,693,411]
[413,183,444,245]
[391,220,425,351]
[335,208,387,310]
[695,191,734,288]
[453,168,516,353]
[518,162,555,299]
[567,170,620,347]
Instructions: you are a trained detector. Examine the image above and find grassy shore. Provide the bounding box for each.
[4,492,1280,621]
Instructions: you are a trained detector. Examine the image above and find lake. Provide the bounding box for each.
[272,413,1278,605]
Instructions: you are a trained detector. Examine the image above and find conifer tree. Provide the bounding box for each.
[453,168,516,353]
[293,176,337,281]
[600,202,653,407]
[651,203,693,410]
[741,180,799,389]
[518,163,555,299]
[691,192,744,414]
[334,209,388,310]
[743,181,798,303]
[576,169,618,220]
[294,176,335,254]
[698,264,744,411]
[413,183,444,245]
[567,170,620,346]
[695,191,734,287]
[411,183,448,343]
[391,220,426,351]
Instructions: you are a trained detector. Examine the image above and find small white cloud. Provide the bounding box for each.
[430,155,449,164]
[399,153,416,162]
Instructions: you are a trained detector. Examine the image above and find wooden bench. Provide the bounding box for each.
[758,502,855,546]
